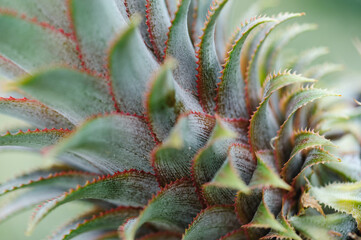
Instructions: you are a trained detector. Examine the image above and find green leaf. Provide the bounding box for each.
[281,129,336,181]
[262,215,302,240]
[138,231,181,240]
[244,189,284,232]
[11,68,116,125]
[235,189,262,224]
[153,113,215,185]
[165,0,198,94]
[28,170,159,233]
[0,128,69,150]
[109,16,158,115]
[191,116,237,195]
[145,0,171,60]
[292,148,341,186]
[0,97,74,129]
[145,59,202,141]
[0,188,66,222]
[304,63,343,79]
[291,47,329,73]
[50,114,156,174]
[183,205,241,240]
[290,213,357,240]
[69,0,127,73]
[196,0,228,113]
[121,179,202,240]
[0,55,27,79]
[0,128,102,173]
[309,181,361,229]
[191,0,213,42]
[0,167,94,196]
[245,13,304,114]
[124,0,153,52]
[249,71,315,153]
[275,87,339,166]
[205,143,255,194]
[0,0,71,32]
[250,151,291,190]
[0,12,79,72]
[52,207,141,240]
[218,229,249,240]
[259,23,317,82]
[215,16,276,119]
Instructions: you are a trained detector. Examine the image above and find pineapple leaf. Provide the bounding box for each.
[290,213,357,240]
[109,15,158,115]
[0,54,27,79]
[121,179,202,239]
[250,151,291,190]
[245,13,304,114]
[145,0,171,60]
[27,170,159,233]
[206,158,250,194]
[0,168,94,197]
[304,62,344,79]
[309,181,361,230]
[153,112,215,185]
[49,114,156,174]
[52,207,141,240]
[11,68,116,124]
[191,0,213,43]
[182,205,241,240]
[235,189,262,225]
[145,59,202,141]
[0,0,70,32]
[69,0,127,73]
[292,148,341,185]
[191,116,237,197]
[259,23,317,81]
[244,189,284,232]
[201,184,236,206]
[196,0,228,113]
[281,129,336,181]
[275,87,339,167]
[262,215,301,240]
[0,128,70,150]
[0,188,66,222]
[219,229,249,240]
[123,0,152,51]
[0,128,102,173]
[0,97,74,129]
[138,231,181,240]
[216,16,276,119]
[291,47,329,72]
[249,71,315,153]
[205,143,255,194]
[165,0,198,94]
[0,11,80,72]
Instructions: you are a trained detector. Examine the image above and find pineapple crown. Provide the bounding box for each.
[0,0,360,239]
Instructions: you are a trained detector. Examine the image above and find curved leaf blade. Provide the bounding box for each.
[109,16,158,115]
[28,170,159,233]
[50,114,156,173]
[122,179,202,240]
[0,97,74,129]
[182,205,241,240]
[11,68,116,125]
[165,0,198,94]
[215,16,276,119]
[69,0,127,73]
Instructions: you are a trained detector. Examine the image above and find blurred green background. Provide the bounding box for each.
[1,0,361,239]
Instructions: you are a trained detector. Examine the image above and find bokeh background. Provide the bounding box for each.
[0,0,361,239]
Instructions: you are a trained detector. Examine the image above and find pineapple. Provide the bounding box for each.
[0,0,360,239]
